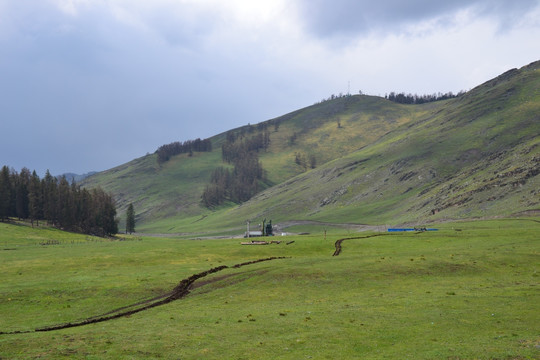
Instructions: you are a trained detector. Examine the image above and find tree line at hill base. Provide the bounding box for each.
[0,166,118,236]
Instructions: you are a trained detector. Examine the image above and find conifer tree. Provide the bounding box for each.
[0,166,12,221]
[56,176,71,228]
[126,203,135,234]
[15,168,30,220]
[28,170,42,227]
[42,170,58,225]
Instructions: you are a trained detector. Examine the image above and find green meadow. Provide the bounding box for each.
[0,219,538,359]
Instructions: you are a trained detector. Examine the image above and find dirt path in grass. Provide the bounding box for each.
[332,234,390,256]
[0,257,287,335]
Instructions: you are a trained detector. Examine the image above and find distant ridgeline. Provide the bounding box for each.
[315,90,464,105]
[202,124,271,208]
[0,166,118,236]
[155,138,212,163]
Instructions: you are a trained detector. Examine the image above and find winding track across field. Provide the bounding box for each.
[2,230,417,334]
[0,257,287,335]
[332,234,392,256]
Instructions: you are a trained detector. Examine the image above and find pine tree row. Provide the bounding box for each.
[0,166,118,236]
[156,138,212,163]
[385,91,464,104]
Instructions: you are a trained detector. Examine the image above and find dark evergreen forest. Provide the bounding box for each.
[0,165,118,236]
[155,138,212,163]
[201,126,269,208]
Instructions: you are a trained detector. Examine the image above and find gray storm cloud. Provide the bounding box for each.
[1,0,539,175]
[296,0,540,38]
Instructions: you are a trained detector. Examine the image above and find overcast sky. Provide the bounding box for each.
[1,0,539,176]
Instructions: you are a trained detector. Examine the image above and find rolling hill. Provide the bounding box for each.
[82,60,540,234]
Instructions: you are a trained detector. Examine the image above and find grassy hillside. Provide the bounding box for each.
[218,61,540,228]
[1,219,538,359]
[83,60,540,234]
[83,94,421,233]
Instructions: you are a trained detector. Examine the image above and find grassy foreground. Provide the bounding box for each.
[0,219,538,359]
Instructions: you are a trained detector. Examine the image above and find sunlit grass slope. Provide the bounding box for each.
[197,61,540,230]
[83,95,420,233]
[0,219,538,359]
[82,151,225,232]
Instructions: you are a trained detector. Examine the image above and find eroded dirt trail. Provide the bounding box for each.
[0,257,287,335]
[3,233,407,335]
[332,234,390,256]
